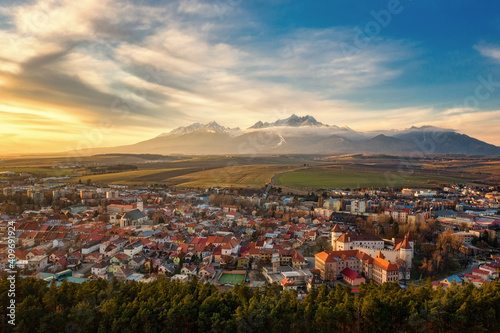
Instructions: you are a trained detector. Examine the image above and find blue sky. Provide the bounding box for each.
[0,0,499,154]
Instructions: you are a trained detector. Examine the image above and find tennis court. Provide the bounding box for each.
[218,271,246,284]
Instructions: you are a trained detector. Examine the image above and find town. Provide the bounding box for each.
[1,171,499,293]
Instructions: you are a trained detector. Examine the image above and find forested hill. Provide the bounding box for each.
[1,276,499,333]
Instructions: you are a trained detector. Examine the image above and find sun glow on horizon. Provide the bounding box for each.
[0,0,499,154]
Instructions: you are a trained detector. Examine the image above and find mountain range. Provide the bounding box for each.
[95,115,500,155]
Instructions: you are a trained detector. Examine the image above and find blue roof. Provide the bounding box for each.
[65,277,87,284]
[445,275,462,283]
[39,272,56,279]
[126,273,144,281]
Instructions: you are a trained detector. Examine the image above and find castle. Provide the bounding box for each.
[330,224,414,279]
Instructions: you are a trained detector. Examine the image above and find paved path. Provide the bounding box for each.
[262,166,309,197]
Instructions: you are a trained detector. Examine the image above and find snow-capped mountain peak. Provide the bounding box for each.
[249,114,325,129]
[157,123,204,137]
[200,121,229,134]
[157,121,240,138]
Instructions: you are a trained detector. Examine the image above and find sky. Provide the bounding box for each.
[1,0,500,155]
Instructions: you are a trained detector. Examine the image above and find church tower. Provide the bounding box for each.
[330,224,343,249]
[137,199,144,212]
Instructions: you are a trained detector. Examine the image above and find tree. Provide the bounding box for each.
[315,236,332,252]
[392,221,400,237]
[3,273,500,332]
[437,229,462,254]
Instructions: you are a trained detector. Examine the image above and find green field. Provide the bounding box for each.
[274,167,476,189]
[218,273,246,284]
[1,154,497,189]
[466,161,500,175]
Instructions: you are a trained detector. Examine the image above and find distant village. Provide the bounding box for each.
[1,174,499,292]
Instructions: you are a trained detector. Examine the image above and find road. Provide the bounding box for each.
[262,166,309,197]
[263,173,278,198]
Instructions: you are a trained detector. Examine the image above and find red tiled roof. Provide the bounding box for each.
[472,269,489,275]
[280,278,296,286]
[341,267,363,280]
[373,257,398,271]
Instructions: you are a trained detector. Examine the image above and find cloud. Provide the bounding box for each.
[0,0,435,154]
[474,43,500,63]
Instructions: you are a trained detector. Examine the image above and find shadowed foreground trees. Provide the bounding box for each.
[1,276,499,333]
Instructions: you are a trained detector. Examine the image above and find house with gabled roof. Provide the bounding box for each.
[114,266,133,281]
[67,252,82,267]
[181,263,198,276]
[480,263,499,279]
[128,256,146,271]
[109,253,130,273]
[158,263,176,275]
[441,275,463,286]
[198,264,216,279]
[49,251,67,263]
[83,252,104,264]
[341,267,366,286]
[91,261,109,276]
[306,274,323,291]
[471,269,490,281]
[173,252,185,266]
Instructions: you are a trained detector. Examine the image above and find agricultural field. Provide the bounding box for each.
[70,168,187,185]
[170,165,298,188]
[68,164,299,188]
[2,153,498,189]
[274,166,478,189]
[466,161,500,176]
[0,167,77,177]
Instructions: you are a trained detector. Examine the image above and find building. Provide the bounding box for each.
[350,200,366,214]
[454,231,474,244]
[198,265,216,279]
[341,267,366,286]
[384,209,410,223]
[315,248,405,285]
[331,230,384,251]
[106,191,119,200]
[123,241,144,257]
[315,249,372,281]
[324,198,341,211]
[331,229,414,271]
[372,253,399,284]
[28,190,45,205]
[120,209,147,227]
[91,261,109,276]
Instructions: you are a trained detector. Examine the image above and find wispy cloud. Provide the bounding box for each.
[0,0,498,154]
[474,43,500,63]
